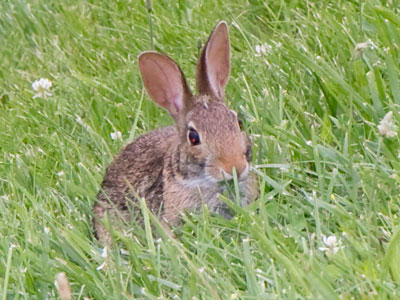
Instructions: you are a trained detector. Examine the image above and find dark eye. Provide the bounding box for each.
[188,128,200,145]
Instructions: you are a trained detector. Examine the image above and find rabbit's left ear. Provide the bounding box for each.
[138,52,192,123]
[196,21,230,101]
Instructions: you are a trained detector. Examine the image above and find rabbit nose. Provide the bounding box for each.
[219,155,248,177]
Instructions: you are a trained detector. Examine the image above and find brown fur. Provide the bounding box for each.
[93,21,259,244]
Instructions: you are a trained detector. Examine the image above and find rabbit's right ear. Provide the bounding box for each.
[138,52,192,122]
[196,21,230,101]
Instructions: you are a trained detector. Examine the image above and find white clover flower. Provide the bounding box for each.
[110,131,122,140]
[255,43,272,56]
[255,45,262,56]
[318,234,343,256]
[32,78,52,98]
[378,111,398,138]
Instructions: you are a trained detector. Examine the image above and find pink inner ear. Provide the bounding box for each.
[171,93,183,114]
[208,64,228,99]
[139,53,185,118]
[217,74,226,99]
[204,23,230,100]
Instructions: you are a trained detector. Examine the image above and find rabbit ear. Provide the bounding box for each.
[196,21,230,101]
[138,52,192,121]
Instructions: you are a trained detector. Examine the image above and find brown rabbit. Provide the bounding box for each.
[93,21,259,243]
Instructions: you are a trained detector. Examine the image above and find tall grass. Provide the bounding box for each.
[0,0,399,298]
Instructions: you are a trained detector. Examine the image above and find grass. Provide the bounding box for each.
[1,0,400,298]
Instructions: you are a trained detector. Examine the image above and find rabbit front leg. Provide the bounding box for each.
[162,182,223,224]
[161,183,202,226]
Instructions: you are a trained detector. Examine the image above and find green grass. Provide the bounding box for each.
[1,0,400,298]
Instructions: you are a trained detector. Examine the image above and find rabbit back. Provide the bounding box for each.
[93,126,178,241]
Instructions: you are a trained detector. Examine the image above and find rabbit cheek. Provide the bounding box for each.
[181,146,207,178]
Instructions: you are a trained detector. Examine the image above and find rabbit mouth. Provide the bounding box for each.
[220,163,250,181]
[205,162,251,183]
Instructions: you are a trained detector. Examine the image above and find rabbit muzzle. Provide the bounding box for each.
[217,154,249,181]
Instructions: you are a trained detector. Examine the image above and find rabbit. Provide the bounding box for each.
[93,21,259,244]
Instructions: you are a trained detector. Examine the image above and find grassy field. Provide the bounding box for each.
[1,0,400,298]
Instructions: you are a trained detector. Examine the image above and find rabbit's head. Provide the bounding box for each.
[138,21,252,184]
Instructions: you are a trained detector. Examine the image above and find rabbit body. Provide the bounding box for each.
[93,21,259,243]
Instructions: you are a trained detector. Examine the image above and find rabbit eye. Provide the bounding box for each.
[188,128,200,146]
